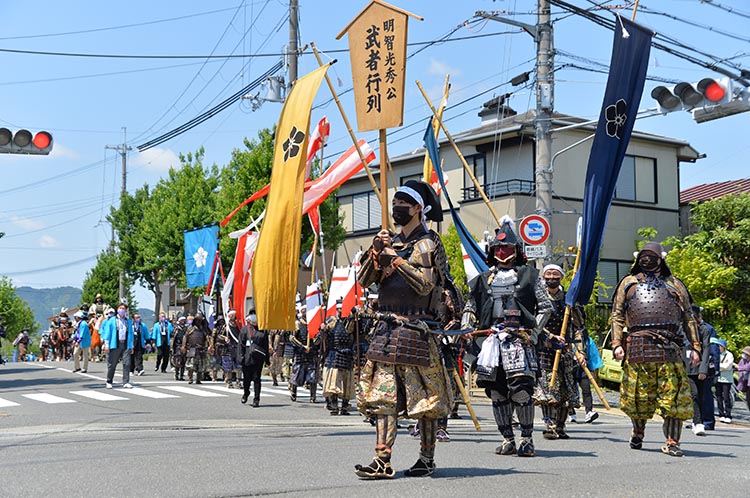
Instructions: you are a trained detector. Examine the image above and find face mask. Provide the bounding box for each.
[117,309,126,317]
[188,320,193,326]
[638,254,660,272]
[160,317,166,323]
[135,319,141,324]
[392,205,414,226]
[545,278,561,289]
[248,314,258,324]
[494,245,516,264]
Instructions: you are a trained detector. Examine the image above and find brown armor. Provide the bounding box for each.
[366,321,431,367]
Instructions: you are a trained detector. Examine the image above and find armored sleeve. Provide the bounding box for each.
[534,276,553,342]
[671,277,701,352]
[391,237,437,297]
[357,247,382,288]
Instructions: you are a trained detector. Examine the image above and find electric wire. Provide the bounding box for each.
[1,255,99,276]
[698,0,750,20]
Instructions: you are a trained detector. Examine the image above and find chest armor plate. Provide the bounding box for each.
[186,328,207,347]
[626,276,682,330]
[491,269,518,320]
[546,298,566,337]
[378,242,434,317]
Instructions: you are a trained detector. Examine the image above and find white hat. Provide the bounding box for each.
[74,310,86,319]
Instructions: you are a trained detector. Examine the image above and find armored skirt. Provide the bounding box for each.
[322,366,355,399]
[534,347,580,407]
[620,360,693,420]
[357,324,453,419]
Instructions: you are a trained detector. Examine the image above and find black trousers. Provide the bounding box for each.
[156,344,170,372]
[242,363,263,401]
[130,346,144,373]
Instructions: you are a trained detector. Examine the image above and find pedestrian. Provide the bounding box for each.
[288,312,319,403]
[237,312,269,407]
[355,180,454,478]
[100,303,135,389]
[72,311,91,373]
[183,313,211,384]
[13,328,32,362]
[130,313,149,376]
[534,264,583,441]
[685,305,716,436]
[152,312,174,373]
[715,339,735,423]
[320,301,355,416]
[611,242,700,457]
[462,216,553,458]
[736,346,750,413]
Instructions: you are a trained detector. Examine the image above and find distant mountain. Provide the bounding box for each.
[16,286,82,330]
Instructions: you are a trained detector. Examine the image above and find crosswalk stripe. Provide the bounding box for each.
[262,386,307,397]
[69,390,129,401]
[0,397,21,407]
[199,385,274,397]
[23,393,76,404]
[157,386,227,397]
[114,387,178,399]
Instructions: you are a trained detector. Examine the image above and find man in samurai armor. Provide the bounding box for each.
[321,300,356,416]
[269,329,287,386]
[182,313,212,385]
[288,312,319,403]
[533,264,587,440]
[354,180,455,479]
[171,316,187,381]
[218,310,242,388]
[611,242,700,457]
[462,216,552,458]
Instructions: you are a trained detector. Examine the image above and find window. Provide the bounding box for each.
[597,260,633,303]
[614,155,656,203]
[351,192,381,232]
[461,154,488,199]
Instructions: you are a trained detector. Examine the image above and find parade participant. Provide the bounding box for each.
[289,311,318,403]
[237,312,269,407]
[13,327,32,362]
[462,216,552,458]
[321,300,355,416]
[92,293,108,316]
[354,180,454,479]
[130,313,149,376]
[269,330,286,386]
[72,311,91,373]
[611,242,700,457]
[209,318,226,382]
[534,264,586,440]
[182,313,211,384]
[100,303,135,389]
[171,316,187,381]
[221,311,242,388]
[152,312,174,373]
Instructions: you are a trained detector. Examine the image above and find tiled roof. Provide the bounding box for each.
[680,178,750,204]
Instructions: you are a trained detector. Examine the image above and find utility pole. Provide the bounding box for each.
[535,0,554,266]
[477,2,554,266]
[105,127,132,305]
[288,0,299,86]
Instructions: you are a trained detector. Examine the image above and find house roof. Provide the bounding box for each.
[680,178,750,204]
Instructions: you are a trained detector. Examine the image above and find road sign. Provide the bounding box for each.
[519,214,550,246]
[524,244,547,259]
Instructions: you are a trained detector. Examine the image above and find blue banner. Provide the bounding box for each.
[184,224,219,289]
[423,120,489,276]
[566,16,653,307]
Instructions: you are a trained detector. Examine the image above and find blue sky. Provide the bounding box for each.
[0,0,748,306]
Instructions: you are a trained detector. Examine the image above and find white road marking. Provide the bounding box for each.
[157,386,227,397]
[114,387,178,399]
[22,393,76,404]
[199,385,274,397]
[69,390,129,401]
[0,397,21,407]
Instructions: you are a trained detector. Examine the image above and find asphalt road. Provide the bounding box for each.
[1,360,748,498]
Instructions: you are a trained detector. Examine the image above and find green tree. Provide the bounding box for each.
[441,224,470,296]
[0,276,39,359]
[81,250,135,309]
[665,193,750,352]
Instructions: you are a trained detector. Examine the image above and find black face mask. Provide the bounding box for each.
[392,205,414,226]
[638,254,660,273]
[545,278,561,289]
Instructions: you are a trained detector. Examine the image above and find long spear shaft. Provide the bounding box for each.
[415,80,501,227]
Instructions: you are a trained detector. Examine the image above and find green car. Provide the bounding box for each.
[597,330,624,384]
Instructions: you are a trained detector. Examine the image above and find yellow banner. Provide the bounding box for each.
[252,64,329,330]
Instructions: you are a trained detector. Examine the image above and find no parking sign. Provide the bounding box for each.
[519,215,550,246]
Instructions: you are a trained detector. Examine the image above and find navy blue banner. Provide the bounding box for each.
[566,16,653,306]
[423,120,489,276]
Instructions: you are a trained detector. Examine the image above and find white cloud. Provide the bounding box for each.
[428,58,461,78]
[133,147,180,172]
[49,143,80,160]
[38,235,61,248]
[9,214,44,231]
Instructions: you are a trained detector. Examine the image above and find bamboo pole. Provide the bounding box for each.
[549,245,581,388]
[311,43,392,231]
[451,368,481,432]
[415,80,501,227]
[631,0,641,21]
[310,234,318,285]
[379,129,389,230]
[423,75,451,182]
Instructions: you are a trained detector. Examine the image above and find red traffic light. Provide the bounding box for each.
[33,131,52,149]
[697,78,726,103]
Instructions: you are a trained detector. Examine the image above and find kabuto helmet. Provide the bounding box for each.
[487,215,524,266]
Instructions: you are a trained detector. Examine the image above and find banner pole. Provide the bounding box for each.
[423,75,451,182]
[379,129,389,230]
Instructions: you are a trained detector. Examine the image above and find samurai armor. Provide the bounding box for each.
[366,321,431,367]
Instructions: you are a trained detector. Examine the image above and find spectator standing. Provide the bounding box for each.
[716,339,735,423]
[685,306,716,435]
[101,303,134,389]
[152,312,174,373]
[130,313,149,376]
[72,311,91,373]
[237,312,269,407]
[736,346,750,413]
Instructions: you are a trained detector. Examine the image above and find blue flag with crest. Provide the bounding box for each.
[566,16,653,307]
[184,224,219,289]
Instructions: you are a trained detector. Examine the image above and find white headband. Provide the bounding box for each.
[542,264,565,277]
[396,186,432,215]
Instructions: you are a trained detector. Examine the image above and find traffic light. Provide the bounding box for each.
[0,128,53,155]
[651,77,750,123]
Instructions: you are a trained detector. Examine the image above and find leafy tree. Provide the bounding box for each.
[0,276,39,359]
[665,193,750,352]
[441,224,470,296]
[81,250,135,310]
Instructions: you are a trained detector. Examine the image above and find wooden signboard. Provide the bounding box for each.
[337,1,422,132]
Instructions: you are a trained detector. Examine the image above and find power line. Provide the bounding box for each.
[699,0,750,20]
[637,5,750,44]
[0,158,107,197]
[1,255,98,276]
[2,207,103,239]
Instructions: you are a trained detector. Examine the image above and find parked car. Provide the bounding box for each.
[598,330,624,384]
